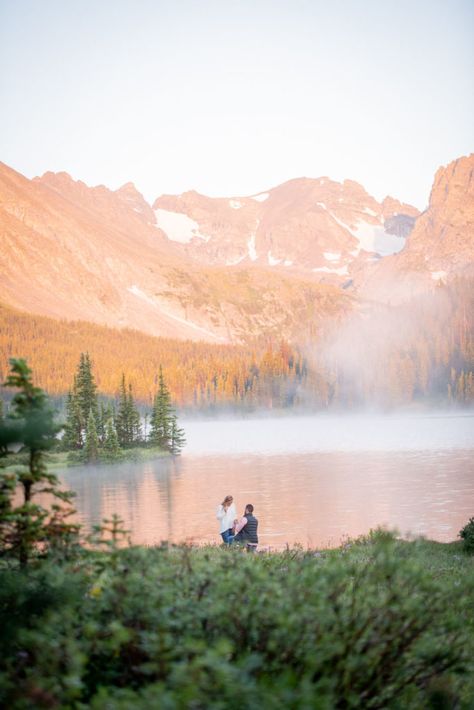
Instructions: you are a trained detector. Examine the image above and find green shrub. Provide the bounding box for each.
[459,517,474,553]
[0,539,473,709]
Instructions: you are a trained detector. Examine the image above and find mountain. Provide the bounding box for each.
[153,177,419,281]
[357,154,474,301]
[1,156,472,343]
[0,163,350,343]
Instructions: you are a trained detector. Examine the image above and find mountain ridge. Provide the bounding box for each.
[1,155,472,342]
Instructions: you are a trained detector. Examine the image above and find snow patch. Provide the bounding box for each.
[352,222,405,256]
[251,192,269,202]
[132,207,142,213]
[324,252,341,262]
[312,265,349,276]
[229,199,243,209]
[324,209,405,257]
[363,206,378,217]
[316,201,327,210]
[431,271,448,282]
[267,251,281,266]
[283,259,293,266]
[154,208,210,243]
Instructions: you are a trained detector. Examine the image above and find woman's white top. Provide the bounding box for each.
[216,503,236,533]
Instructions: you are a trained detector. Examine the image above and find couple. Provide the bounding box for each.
[216,495,258,552]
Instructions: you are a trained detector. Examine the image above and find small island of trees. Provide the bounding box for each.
[63,353,185,462]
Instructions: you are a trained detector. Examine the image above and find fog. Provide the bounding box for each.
[181,412,474,456]
[302,276,470,409]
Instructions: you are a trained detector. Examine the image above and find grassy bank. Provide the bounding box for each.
[3,445,169,471]
[1,532,473,709]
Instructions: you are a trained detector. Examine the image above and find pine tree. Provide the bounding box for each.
[116,374,129,447]
[116,374,141,447]
[170,414,186,455]
[97,402,109,445]
[150,366,173,449]
[103,417,120,460]
[0,359,79,566]
[84,409,99,463]
[128,383,142,445]
[62,388,83,450]
[75,353,98,426]
[149,366,185,453]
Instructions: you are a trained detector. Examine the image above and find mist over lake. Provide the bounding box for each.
[59,412,474,549]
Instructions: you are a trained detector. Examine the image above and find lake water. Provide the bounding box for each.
[59,413,474,549]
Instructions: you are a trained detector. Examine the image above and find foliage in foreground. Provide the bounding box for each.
[460,516,474,553]
[0,537,473,710]
[0,359,79,567]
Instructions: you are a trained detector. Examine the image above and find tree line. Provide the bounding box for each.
[0,277,473,409]
[63,353,185,461]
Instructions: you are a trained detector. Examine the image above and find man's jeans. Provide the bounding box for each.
[221,529,234,544]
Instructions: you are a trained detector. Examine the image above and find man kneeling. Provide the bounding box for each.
[233,504,258,553]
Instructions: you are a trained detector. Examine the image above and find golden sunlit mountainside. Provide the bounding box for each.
[0,155,473,352]
[0,161,352,344]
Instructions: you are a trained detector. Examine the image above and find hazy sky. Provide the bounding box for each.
[1,0,473,208]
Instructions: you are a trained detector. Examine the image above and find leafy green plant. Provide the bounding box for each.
[1,539,473,709]
[459,517,474,553]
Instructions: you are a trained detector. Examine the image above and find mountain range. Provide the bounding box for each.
[0,154,473,344]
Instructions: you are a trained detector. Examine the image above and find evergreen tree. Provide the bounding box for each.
[115,374,129,447]
[170,414,186,455]
[76,353,98,426]
[150,366,185,454]
[103,417,120,460]
[116,375,141,447]
[150,366,174,449]
[62,387,83,450]
[84,410,99,463]
[0,359,79,566]
[97,402,109,445]
[128,383,142,445]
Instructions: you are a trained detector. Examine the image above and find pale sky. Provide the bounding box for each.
[1,0,473,208]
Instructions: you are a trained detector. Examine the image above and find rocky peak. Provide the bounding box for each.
[381,196,420,219]
[356,154,474,302]
[115,182,155,223]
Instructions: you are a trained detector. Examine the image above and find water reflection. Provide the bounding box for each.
[60,447,474,549]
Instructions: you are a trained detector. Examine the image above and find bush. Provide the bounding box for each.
[460,517,474,553]
[0,539,473,709]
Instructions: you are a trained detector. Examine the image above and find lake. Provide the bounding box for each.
[59,413,474,549]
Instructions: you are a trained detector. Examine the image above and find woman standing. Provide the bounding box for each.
[216,495,236,544]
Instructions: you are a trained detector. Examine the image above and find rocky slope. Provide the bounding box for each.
[357,154,474,302]
[153,178,419,283]
[0,163,350,343]
[1,156,471,342]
